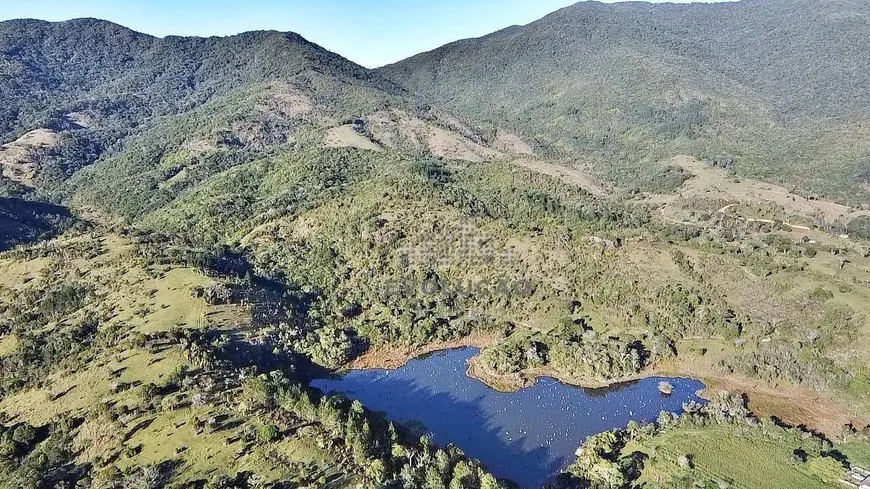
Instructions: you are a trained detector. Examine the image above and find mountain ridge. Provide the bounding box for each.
[0,17,407,141]
[379,0,870,203]
[3,6,870,206]
[0,17,536,230]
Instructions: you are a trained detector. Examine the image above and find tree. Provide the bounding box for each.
[423,466,447,489]
[365,458,387,485]
[479,473,503,489]
[449,461,475,489]
[258,424,280,443]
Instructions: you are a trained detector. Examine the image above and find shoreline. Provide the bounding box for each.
[464,353,706,394]
[345,332,496,371]
[342,338,869,438]
[347,337,727,394]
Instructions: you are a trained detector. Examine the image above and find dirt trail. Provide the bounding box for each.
[512,157,609,197]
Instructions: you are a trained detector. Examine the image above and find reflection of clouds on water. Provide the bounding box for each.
[311,348,706,489]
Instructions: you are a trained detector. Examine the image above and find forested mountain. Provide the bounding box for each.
[0,19,387,199]
[380,0,870,202]
[0,18,521,223]
[0,18,402,138]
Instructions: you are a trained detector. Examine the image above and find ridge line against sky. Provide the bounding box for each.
[1,0,735,68]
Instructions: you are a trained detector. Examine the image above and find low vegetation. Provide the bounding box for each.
[550,393,853,489]
[2,7,870,487]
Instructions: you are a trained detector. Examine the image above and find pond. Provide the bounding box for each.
[311,347,706,488]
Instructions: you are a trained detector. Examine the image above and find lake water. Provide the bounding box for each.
[311,347,706,488]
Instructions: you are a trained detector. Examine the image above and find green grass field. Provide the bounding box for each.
[627,427,845,489]
[0,234,349,487]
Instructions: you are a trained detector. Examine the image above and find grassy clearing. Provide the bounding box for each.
[0,334,18,357]
[115,406,344,484]
[839,443,870,468]
[631,427,843,489]
[116,405,255,483]
[0,348,183,426]
[0,233,348,486]
[111,267,212,335]
[0,256,50,288]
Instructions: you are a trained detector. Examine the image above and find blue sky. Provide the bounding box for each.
[0,0,729,67]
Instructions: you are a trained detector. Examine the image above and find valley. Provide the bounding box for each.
[2,1,870,488]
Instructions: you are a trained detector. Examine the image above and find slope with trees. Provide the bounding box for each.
[380,0,870,202]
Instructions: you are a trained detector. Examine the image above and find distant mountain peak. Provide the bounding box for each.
[380,0,870,203]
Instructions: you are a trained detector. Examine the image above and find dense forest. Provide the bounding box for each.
[380,0,870,203]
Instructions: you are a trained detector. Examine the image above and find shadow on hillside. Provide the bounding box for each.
[315,373,564,488]
[0,197,75,251]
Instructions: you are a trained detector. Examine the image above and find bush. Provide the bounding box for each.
[258,424,280,442]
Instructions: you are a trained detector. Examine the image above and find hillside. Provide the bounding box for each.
[380,0,870,203]
[0,18,533,224]
[2,12,870,489]
[0,18,402,138]
[5,140,870,487]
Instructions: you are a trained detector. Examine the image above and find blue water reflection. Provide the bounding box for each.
[311,347,705,488]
